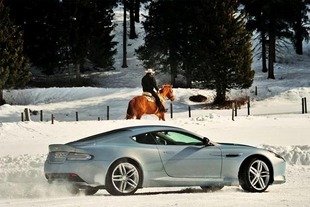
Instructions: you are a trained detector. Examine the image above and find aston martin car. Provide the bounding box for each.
[44,125,286,195]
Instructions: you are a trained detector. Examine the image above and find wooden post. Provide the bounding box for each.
[302,97,308,114]
[302,98,305,114]
[40,110,43,121]
[188,106,191,118]
[170,103,173,119]
[76,112,79,121]
[255,86,258,96]
[24,108,31,121]
[232,102,235,121]
[98,117,101,121]
[21,112,24,122]
[247,97,250,116]
[51,114,54,124]
[234,102,238,117]
[107,106,110,120]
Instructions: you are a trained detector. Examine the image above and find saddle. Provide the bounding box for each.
[142,92,155,102]
[142,92,165,103]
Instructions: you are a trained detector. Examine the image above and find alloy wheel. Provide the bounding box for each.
[111,162,139,194]
[248,160,270,191]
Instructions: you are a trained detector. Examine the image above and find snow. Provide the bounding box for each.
[0,5,310,207]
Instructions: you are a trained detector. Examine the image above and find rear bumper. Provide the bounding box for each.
[45,173,105,188]
[45,173,85,182]
[44,160,109,186]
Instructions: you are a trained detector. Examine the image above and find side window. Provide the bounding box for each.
[153,131,203,145]
[132,133,157,145]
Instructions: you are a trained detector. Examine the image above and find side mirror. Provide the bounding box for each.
[202,137,210,146]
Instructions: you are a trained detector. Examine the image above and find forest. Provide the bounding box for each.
[1,0,309,105]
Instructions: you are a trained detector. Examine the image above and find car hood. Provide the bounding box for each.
[217,142,256,149]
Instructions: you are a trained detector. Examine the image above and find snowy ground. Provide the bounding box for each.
[1,5,310,207]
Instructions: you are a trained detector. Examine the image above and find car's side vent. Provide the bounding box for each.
[225,153,243,158]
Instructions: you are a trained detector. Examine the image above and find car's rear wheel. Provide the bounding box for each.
[200,185,224,192]
[239,158,271,192]
[105,159,141,195]
[66,183,79,195]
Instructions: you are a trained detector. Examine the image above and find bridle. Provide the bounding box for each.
[159,85,175,101]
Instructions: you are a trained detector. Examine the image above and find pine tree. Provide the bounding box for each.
[285,0,309,55]
[137,0,194,85]
[0,1,30,105]
[197,0,254,104]
[6,0,117,76]
[57,0,117,76]
[240,0,297,79]
[88,1,117,69]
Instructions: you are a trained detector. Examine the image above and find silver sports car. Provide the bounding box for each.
[44,125,286,195]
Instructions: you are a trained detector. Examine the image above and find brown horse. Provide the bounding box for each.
[126,84,175,121]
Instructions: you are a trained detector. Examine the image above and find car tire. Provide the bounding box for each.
[83,187,99,195]
[239,158,271,192]
[66,184,80,195]
[200,185,224,192]
[105,159,141,195]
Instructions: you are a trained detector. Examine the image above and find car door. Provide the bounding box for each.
[152,131,222,178]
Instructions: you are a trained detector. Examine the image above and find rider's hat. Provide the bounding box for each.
[145,68,155,74]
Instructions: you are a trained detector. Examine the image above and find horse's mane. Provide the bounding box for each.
[159,84,172,93]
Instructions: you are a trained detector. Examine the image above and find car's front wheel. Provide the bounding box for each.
[105,159,141,195]
[239,158,271,192]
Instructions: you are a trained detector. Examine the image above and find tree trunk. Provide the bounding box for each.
[268,31,276,79]
[0,89,5,105]
[186,72,192,88]
[214,86,226,105]
[75,63,81,79]
[170,62,177,86]
[129,0,137,39]
[183,63,192,88]
[134,0,140,23]
[261,30,268,73]
[294,6,303,55]
[122,0,128,68]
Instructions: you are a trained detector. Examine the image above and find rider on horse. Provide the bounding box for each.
[141,68,166,112]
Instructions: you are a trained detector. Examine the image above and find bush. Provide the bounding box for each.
[27,76,98,88]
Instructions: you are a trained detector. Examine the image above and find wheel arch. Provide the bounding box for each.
[238,154,274,184]
[106,157,144,188]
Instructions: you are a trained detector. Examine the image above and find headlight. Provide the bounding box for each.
[66,152,93,161]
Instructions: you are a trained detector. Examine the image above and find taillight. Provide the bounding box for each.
[66,152,93,161]
[48,151,68,163]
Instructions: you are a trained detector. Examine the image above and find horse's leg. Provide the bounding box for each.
[156,112,165,121]
[162,114,165,121]
[126,114,133,119]
[126,100,133,119]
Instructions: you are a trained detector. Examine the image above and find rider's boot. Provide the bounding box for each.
[158,102,167,112]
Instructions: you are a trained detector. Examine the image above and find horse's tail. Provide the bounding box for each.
[126,99,134,119]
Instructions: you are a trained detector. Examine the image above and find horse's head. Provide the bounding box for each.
[159,84,175,101]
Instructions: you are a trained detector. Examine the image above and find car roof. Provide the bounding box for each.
[67,125,189,144]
